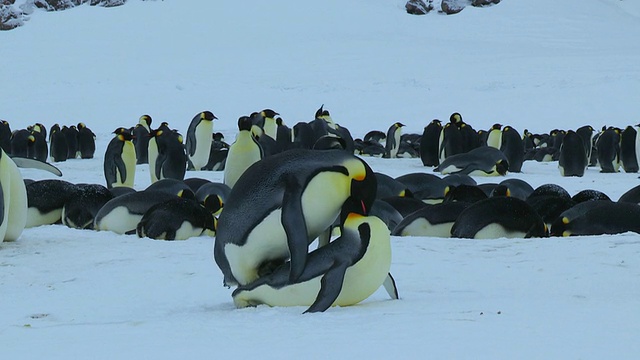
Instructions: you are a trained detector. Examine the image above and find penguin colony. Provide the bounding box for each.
[3,108,640,313]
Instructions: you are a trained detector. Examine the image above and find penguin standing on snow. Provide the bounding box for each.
[62,125,79,159]
[419,119,442,167]
[619,125,639,173]
[10,129,31,158]
[186,111,217,170]
[500,125,524,173]
[224,116,264,189]
[232,196,395,313]
[49,125,68,162]
[558,130,589,176]
[486,123,503,149]
[133,114,152,164]
[438,122,463,164]
[596,127,621,173]
[28,130,48,162]
[383,122,404,159]
[153,127,187,181]
[103,128,136,189]
[77,122,96,159]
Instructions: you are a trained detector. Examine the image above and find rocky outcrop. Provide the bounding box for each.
[441,0,469,15]
[405,0,434,15]
[90,0,127,7]
[0,0,23,30]
[471,0,500,6]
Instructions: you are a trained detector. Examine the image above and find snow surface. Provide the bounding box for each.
[1,0,640,359]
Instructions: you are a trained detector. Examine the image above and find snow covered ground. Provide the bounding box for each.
[1,0,640,359]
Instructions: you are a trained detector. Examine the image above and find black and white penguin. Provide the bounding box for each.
[223,116,264,189]
[147,122,171,183]
[28,130,48,162]
[145,178,195,199]
[451,196,547,239]
[25,179,77,228]
[260,109,280,141]
[395,172,448,204]
[77,122,96,159]
[231,196,393,313]
[374,172,412,200]
[10,129,31,158]
[486,123,503,149]
[186,111,217,170]
[383,122,404,159]
[214,149,377,287]
[575,125,595,161]
[0,148,28,242]
[550,200,640,237]
[62,125,79,159]
[419,119,442,167]
[619,125,639,173]
[136,197,216,240]
[596,127,621,173]
[558,130,588,177]
[435,146,509,176]
[438,122,463,164]
[450,113,479,153]
[392,201,471,237]
[0,120,11,155]
[618,184,640,204]
[133,115,152,164]
[49,125,68,162]
[153,128,187,182]
[500,126,524,173]
[203,132,229,171]
[103,127,136,189]
[491,179,534,200]
[62,183,114,230]
[274,117,293,154]
[94,190,182,234]
[363,130,386,144]
[195,182,231,216]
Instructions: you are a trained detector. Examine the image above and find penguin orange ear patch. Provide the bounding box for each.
[562,217,570,225]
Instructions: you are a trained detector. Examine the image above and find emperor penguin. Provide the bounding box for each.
[486,123,503,149]
[49,125,68,162]
[383,122,405,159]
[148,122,171,183]
[223,116,264,189]
[214,149,377,287]
[28,130,48,162]
[186,111,217,170]
[419,119,442,167]
[133,114,152,164]
[0,148,28,242]
[0,120,11,155]
[153,128,187,181]
[558,130,588,177]
[62,125,79,159]
[232,196,393,313]
[576,125,595,161]
[438,122,463,164]
[77,122,96,159]
[499,125,524,173]
[10,129,31,158]
[620,126,639,173]
[596,127,621,173]
[260,109,280,140]
[103,127,136,189]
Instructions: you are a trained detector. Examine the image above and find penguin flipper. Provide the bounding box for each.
[114,156,127,184]
[303,262,348,314]
[383,272,399,300]
[10,156,63,176]
[155,153,167,180]
[281,177,310,283]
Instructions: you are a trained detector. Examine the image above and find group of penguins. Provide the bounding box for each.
[3,106,640,313]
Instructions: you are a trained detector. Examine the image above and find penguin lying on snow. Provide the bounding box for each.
[435,146,509,176]
[550,200,640,236]
[214,149,377,287]
[232,197,395,313]
[137,197,216,240]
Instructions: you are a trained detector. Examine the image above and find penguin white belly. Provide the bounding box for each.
[468,167,502,177]
[95,206,142,234]
[439,164,463,175]
[115,141,136,188]
[438,129,446,163]
[173,221,204,240]
[487,131,502,149]
[191,122,213,170]
[0,161,10,242]
[224,133,262,188]
[389,131,401,158]
[4,157,27,241]
[473,223,527,239]
[300,171,351,236]
[400,219,453,238]
[263,119,277,140]
[61,206,93,229]
[225,209,288,285]
[334,218,391,306]
[148,137,159,183]
[26,208,62,228]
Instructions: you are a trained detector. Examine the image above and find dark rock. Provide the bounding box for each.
[472,0,500,6]
[0,3,23,30]
[90,0,127,7]
[441,0,468,15]
[33,0,86,11]
[405,0,433,15]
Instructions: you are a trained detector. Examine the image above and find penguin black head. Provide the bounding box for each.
[495,159,509,176]
[315,104,330,119]
[237,116,253,131]
[140,115,153,126]
[260,109,279,119]
[77,122,86,130]
[339,196,369,227]
[349,160,377,215]
[201,111,217,121]
[395,122,405,128]
[491,124,502,130]
[450,113,463,124]
[276,117,284,126]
